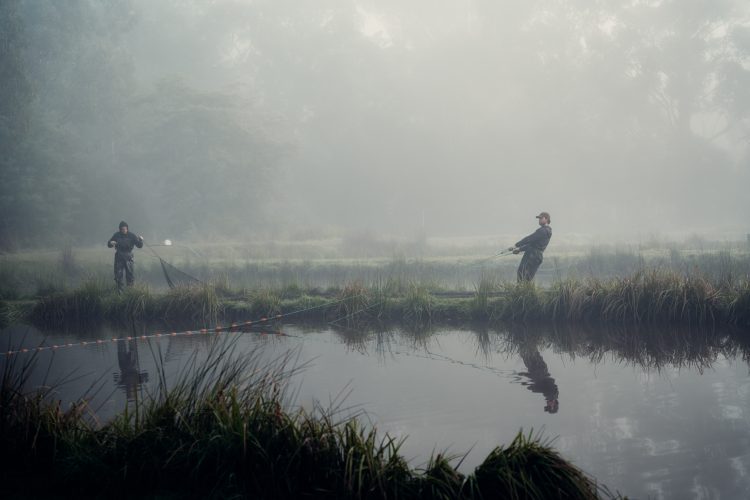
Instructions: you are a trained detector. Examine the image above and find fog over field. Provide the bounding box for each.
[1,0,749,249]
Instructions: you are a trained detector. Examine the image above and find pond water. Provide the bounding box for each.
[3,321,750,499]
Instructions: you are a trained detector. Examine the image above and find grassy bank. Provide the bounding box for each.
[0,338,611,499]
[2,243,749,296]
[7,269,750,329]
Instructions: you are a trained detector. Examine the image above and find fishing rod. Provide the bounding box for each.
[464,247,517,268]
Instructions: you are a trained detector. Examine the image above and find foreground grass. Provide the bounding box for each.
[0,338,610,499]
[9,269,750,329]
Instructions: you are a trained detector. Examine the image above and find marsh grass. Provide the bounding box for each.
[247,288,282,317]
[539,271,729,325]
[728,280,750,327]
[106,284,153,320]
[471,275,500,319]
[499,282,543,322]
[334,282,373,325]
[402,283,434,324]
[0,337,613,499]
[31,277,110,324]
[157,283,221,325]
[466,431,601,500]
[0,301,23,328]
[59,245,77,276]
[16,268,750,328]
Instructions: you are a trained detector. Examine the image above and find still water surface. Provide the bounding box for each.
[3,322,750,499]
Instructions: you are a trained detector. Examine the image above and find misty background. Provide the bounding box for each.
[1,0,749,251]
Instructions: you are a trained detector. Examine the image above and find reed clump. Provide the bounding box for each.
[727,280,750,327]
[334,282,373,324]
[466,431,601,500]
[106,284,153,320]
[247,287,282,317]
[0,341,612,499]
[31,278,110,324]
[471,275,500,319]
[498,282,543,322]
[402,283,434,324]
[0,301,24,328]
[157,283,221,325]
[540,271,727,325]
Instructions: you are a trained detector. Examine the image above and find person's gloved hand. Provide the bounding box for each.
[512,248,520,254]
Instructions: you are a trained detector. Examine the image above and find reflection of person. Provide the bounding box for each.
[509,212,552,282]
[113,339,149,401]
[107,221,144,292]
[519,345,559,414]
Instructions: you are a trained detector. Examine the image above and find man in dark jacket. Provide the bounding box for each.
[509,212,552,282]
[108,221,144,291]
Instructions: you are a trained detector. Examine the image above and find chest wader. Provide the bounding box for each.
[114,252,135,292]
[517,249,543,282]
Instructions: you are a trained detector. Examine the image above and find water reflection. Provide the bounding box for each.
[113,338,149,401]
[498,321,750,374]
[3,319,750,499]
[325,320,750,381]
[518,345,559,414]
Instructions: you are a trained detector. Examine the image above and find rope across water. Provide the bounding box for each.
[2,292,371,358]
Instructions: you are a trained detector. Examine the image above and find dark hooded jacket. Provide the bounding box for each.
[108,231,143,258]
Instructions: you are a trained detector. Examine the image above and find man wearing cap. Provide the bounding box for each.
[509,212,552,282]
[107,221,144,292]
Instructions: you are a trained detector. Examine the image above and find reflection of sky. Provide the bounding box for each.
[2,323,750,499]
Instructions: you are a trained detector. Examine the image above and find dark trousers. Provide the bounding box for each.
[114,254,135,291]
[517,250,543,282]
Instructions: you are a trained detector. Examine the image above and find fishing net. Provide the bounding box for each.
[143,242,204,289]
[158,257,203,289]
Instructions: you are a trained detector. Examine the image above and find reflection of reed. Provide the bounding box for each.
[332,322,447,357]
[326,320,750,374]
[500,322,750,373]
[329,323,521,379]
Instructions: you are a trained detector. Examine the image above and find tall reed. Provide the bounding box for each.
[106,284,153,320]
[31,278,110,324]
[334,282,372,324]
[157,283,221,325]
[465,431,601,500]
[402,283,434,324]
[247,287,282,317]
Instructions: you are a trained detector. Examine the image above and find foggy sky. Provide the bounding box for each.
[3,0,750,246]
